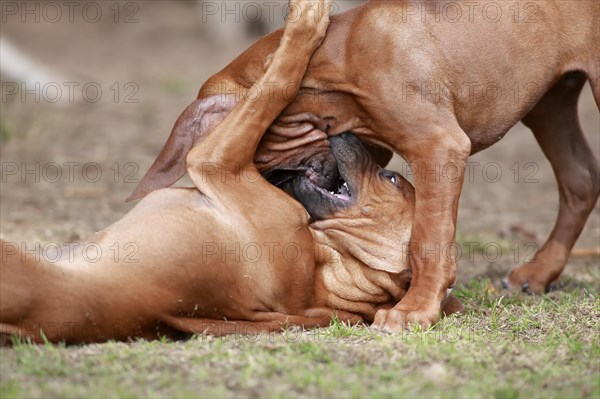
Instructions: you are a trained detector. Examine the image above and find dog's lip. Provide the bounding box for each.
[297,174,352,203]
[266,168,301,186]
[304,168,331,186]
[267,167,334,187]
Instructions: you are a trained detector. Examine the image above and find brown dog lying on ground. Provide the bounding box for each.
[129,0,600,330]
[0,0,462,344]
[1,132,432,344]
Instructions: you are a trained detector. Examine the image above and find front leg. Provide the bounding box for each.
[373,124,471,330]
[186,0,332,187]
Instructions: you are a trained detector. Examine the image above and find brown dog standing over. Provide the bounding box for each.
[0,0,458,344]
[130,0,600,331]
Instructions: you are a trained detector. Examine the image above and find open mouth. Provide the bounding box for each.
[303,172,352,203]
[267,167,352,203]
[291,170,353,220]
[265,164,352,220]
[265,154,338,188]
[265,133,365,219]
[266,169,297,187]
[294,159,356,220]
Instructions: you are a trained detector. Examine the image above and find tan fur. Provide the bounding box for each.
[0,0,460,344]
[131,0,599,330]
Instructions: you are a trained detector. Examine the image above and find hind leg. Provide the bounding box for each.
[505,72,600,293]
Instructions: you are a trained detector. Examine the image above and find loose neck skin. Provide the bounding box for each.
[309,229,410,321]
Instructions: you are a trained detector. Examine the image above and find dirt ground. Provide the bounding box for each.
[1,1,599,288]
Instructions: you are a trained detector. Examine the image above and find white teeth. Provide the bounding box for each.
[326,181,349,198]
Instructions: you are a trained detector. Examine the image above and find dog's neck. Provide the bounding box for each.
[310,231,410,322]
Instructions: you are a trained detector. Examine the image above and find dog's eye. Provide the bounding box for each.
[381,171,397,185]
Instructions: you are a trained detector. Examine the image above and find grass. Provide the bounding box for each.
[1,279,598,399]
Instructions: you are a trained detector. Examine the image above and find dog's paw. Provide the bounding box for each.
[371,306,440,332]
[284,0,331,47]
[502,264,557,294]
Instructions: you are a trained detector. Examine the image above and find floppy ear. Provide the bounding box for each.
[127,95,236,201]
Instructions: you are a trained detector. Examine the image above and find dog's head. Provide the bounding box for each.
[127,94,343,201]
[289,132,415,274]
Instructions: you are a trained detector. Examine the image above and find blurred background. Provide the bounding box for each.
[1,0,598,286]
